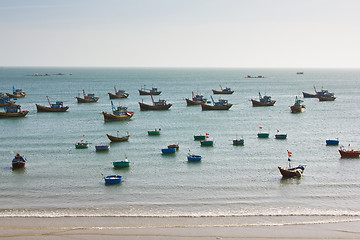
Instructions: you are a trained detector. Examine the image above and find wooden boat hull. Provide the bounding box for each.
[139,102,172,111]
[201,103,232,111]
[102,112,134,121]
[104,175,122,185]
[113,161,130,168]
[258,133,269,138]
[194,135,206,140]
[339,150,360,158]
[0,111,29,118]
[138,90,161,95]
[6,92,26,98]
[318,95,336,101]
[326,140,339,145]
[212,90,234,94]
[302,92,317,98]
[188,155,202,162]
[275,134,287,139]
[36,104,69,112]
[251,99,275,107]
[278,166,304,178]
[0,102,18,107]
[106,134,130,142]
[233,139,244,145]
[108,92,129,99]
[290,105,305,113]
[186,98,204,106]
[162,148,176,154]
[76,97,99,103]
[200,140,214,146]
[12,161,26,169]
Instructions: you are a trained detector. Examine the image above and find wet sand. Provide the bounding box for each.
[1,217,360,239]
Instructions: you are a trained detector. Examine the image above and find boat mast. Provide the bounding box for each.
[150,94,155,104]
[83,89,86,97]
[114,85,117,93]
[46,96,51,106]
[211,96,215,105]
[111,101,116,112]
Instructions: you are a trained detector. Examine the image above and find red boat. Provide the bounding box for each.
[12,153,26,169]
[339,146,360,158]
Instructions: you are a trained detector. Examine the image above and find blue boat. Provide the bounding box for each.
[95,145,110,151]
[187,154,202,162]
[326,139,339,146]
[104,175,122,185]
[161,148,176,154]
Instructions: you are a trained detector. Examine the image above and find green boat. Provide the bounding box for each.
[75,140,89,149]
[148,129,161,136]
[257,133,270,138]
[113,159,130,168]
[201,140,214,146]
[194,135,206,140]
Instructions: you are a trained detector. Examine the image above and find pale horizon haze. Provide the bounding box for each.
[1,0,360,68]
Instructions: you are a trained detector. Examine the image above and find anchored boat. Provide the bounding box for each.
[186,92,207,106]
[113,156,130,168]
[251,92,276,107]
[201,96,232,110]
[139,95,172,111]
[0,105,29,118]
[75,90,99,103]
[104,175,122,185]
[338,145,360,158]
[278,151,306,178]
[290,96,305,113]
[102,101,134,121]
[6,86,26,98]
[108,85,129,99]
[106,131,130,142]
[12,153,27,169]
[212,85,234,94]
[138,85,161,95]
[36,96,69,112]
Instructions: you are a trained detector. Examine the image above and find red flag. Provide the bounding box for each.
[206,133,209,135]
[277,129,279,133]
[83,134,85,137]
[287,150,292,157]
[117,130,119,133]
[259,126,262,129]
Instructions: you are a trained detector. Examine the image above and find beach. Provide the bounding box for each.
[1,217,360,239]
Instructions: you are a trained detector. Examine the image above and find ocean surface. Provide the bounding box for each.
[1,67,360,226]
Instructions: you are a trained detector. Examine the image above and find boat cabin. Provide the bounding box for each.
[214,99,228,106]
[84,93,96,100]
[50,102,64,108]
[113,106,129,116]
[154,99,167,106]
[5,106,21,113]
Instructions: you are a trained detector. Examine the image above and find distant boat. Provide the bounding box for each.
[0,105,29,118]
[296,72,304,74]
[187,152,202,162]
[233,137,244,145]
[302,92,317,98]
[148,128,161,135]
[75,90,99,103]
[6,86,26,98]
[326,139,339,146]
[113,156,130,168]
[314,86,336,101]
[0,94,17,107]
[139,95,172,111]
[138,85,161,95]
[108,85,129,99]
[167,144,179,151]
[200,140,214,146]
[186,92,207,106]
[194,135,206,140]
[75,139,89,149]
[104,175,122,185]
[102,101,134,121]
[338,145,360,158]
[106,131,130,142]
[275,133,287,139]
[161,148,176,154]
[201,96,232,110]
[258,127,269,138]
[12,153,26,169]
[246,75,264,78]
[251,92,276,107]
[95,145,110,151]
[212,85,234,94]
[278,151,306,178]
[36,96,69,112]
[290,96,306,113]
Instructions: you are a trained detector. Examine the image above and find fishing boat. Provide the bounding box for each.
[297,72,304,74]
[113,156,130,168]
[201,96,232,110]
[139,95,172,111]
[12,153,26,169]
[251,92,276,107]
[138,85,161,95]
[187,152,202,162]
[0,93,17,107]
[257,127,269,138]
[278,151,306,178]
[102,101,134,121]
[75,139,89,149]
[233,137,244,145]
[194,135,206,140]
[108,86,129,99]
[314,86,336,101]
[185,92,207,106]
[167,144,179,151]
[148,129,161,135]
[36,96,69,112]
[104,175,122,185]
[275,132,287,139]
[338,145,360,158]
[212,85,234,94]
[106,131,130,142]
[201,134,214,146]
[161,148,176,154]
[6,86,26,98]
[0,105,29,118]
[302,92,317,98]
[246,75,264,78]
[326,139,339,146]
[290,96,306,113]
[75,90,99,103]
[95,145,110,151]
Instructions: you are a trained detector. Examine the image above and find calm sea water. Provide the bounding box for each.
[1,67,360,226]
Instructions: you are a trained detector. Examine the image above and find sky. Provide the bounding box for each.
[1,0,360,68]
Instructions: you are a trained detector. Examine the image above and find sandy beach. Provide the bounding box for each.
[1,217,360,240]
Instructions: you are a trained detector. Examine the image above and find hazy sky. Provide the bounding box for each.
[1,0,360,68]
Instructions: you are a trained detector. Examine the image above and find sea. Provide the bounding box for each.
[1,67,360,227]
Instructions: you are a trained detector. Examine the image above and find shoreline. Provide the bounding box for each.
[1,217,360,239]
